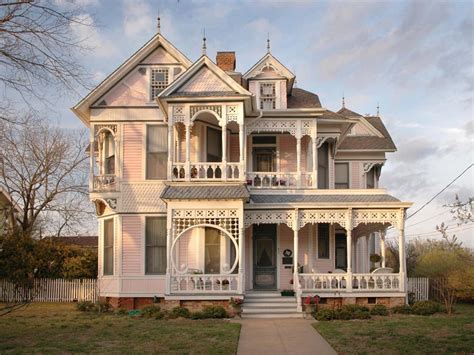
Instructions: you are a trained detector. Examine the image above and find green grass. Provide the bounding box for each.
[0,303,241,354]
[313,303,474,354]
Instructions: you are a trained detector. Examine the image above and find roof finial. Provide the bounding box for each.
[157,12,161,34]
[342,93,345,108]
[202,29,207,56]
[376,102,380,116]
[267,33,271,53]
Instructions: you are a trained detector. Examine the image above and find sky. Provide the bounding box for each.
[49,0,473,246]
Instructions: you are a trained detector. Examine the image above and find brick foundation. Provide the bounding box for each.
[304,296,406,310]
[101,297,237,316]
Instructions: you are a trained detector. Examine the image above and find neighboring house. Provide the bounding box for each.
[0,188,21,235]
[72,25,412,314]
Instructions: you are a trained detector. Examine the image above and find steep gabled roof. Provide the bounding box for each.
[338,116,397,151]
[72,33,192,125]
[337,107,363,117]
[159,55,252,98]
[287,88,322,108]
[243,52,295,94]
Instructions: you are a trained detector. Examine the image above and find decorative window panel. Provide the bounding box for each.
[103,219,114,275]
[146,125,168,179]
[259,83,276,110]
[145,217,167,275]
[150,68,169,100]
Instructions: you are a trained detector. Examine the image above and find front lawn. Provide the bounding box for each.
[0,303,240,353]
[313,303,474,354]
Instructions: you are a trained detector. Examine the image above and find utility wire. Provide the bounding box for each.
[406,163,473,220]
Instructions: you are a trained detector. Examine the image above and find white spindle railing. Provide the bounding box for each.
[299,273,402,292]
[170,274,240,293]
[171,162,241,181]
[247,172,299,188]
[92,174,117,191]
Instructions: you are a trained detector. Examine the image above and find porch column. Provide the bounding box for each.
[293,227,299,292]
[165,227,172,295]
[185,123,191,181]
[222,123,227,180]
[398,227,406,292]
[380,231,386,268]
[89,131,94,190]
[366,234,371,272]
[296,136,301,188]
[239,124,245,178]
[238,227,245,294]
[346,228,353,291]
[167,123,174,180]
[312,135,318,188]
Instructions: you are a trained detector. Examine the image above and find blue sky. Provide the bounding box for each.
[52,0,473,246]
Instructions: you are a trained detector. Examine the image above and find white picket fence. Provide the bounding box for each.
[0,279,98,303]
[407,277,429,301]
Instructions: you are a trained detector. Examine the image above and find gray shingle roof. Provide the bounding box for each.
[250,194,400,204]
[161,184,250,200]
[287,88,322,108]
[337,107,363,117]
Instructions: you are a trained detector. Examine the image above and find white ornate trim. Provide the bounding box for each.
[244,210,297,231]
[246,119,298,137]
[299,209,348,229]
[363,161,385,173]
[352,209,402,230]
[316,134,338,148]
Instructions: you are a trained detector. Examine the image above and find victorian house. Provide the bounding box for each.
[72,24,411,317]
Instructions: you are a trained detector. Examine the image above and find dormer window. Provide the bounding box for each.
[150,68,169,100]
[260,83,276,109]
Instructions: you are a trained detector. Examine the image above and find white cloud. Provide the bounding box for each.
[122,0,154,38]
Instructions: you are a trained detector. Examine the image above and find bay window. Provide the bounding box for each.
[103,219,114,275]
[145,217,167,275]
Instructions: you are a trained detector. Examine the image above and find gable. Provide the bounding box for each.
[141,46,181,64]
[177,66,234,93]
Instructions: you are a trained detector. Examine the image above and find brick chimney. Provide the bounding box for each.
[216,52,236,71]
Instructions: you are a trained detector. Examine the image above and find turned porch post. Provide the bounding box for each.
[380,230,386,268]
[312,135,318,188]
[221,123,227,180]
[239,124,245,178]
[167,123,173,180]
[165,211,173,295]
[238,227,245,294]
[398,226,406,292]
[346,209,353,291]
[293,226,299,292]
[185,123,191,181]
[89,129,95,190]
[296,136,302,188]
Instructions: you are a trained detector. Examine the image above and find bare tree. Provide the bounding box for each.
[0,1,94,121]
[0,115,93,237]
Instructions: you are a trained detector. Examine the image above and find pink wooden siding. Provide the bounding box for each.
[229,135,239,162]
[279,134,297,172]
[279,80,287,109]
[351,161,362,188]
[123,124,143,180]
[279,224,293,289]
[121,278,165,294]
[177,228,200,271]
[249,81,258,97]
[122,216,142,275]
[100,69,149,106]
[313,224,335,273]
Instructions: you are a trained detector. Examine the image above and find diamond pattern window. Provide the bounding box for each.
[150,68,169,100]
[259,83,276,110]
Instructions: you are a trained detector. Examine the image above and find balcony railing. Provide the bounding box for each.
[247,172,313,188]
[171,162,242,181]
[92,174,117,192]
[299,273,402,292]
[170,274,240,293]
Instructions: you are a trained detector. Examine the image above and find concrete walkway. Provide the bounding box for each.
[235,318,337,355]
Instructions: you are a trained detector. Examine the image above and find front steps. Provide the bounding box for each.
[241,291,302,318]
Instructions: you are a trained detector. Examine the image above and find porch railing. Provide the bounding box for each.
[171,162,242,181]
[246,172,313,188]
[299,273,402,292]
[92,174,117,192]
[170,274,240,293]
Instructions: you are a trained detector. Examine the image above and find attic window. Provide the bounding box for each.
[150,68,169,100]
[260,83,276,110]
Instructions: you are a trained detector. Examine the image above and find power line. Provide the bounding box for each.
[385,224,474,239]
[405,210,453,228]
[406,163,473,220]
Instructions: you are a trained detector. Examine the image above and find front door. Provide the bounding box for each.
[253,224,277,290]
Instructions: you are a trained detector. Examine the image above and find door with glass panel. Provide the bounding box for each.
[253,224,277,289]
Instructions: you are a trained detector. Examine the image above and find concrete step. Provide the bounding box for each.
[245,292,289,298]
[242,307,298,314]
[244,297,296,304]
[241,313,303,319]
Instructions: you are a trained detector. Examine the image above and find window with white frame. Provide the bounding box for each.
[318,223,330,259]
[259,82,276,110]
[252,135,277,172]
[335,162,349,189]
[150,68,169,100]
[318,143,329,189]
[146,125,168,179]
[103,219,114,275]
[145,217,167,275]
[366,167,376,189]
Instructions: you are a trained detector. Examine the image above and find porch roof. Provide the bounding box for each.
[161,184,250,200]
[249,193,400,204]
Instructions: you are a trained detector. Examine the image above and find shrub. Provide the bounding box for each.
[95,301,112,313]
[341,304,369,313]
[76,301,95,312]
[154,310,167,320]
[141,305,162,318]
[116,308,128,316]
[353,309,371,319]
[313,309,336,321]
[202,305,228,319]
[335,309,352,320]
[170,306,191,319]
[391,304,413,314]
[190,311,205,320]
[370,304,389,316]
[412,300,443,316]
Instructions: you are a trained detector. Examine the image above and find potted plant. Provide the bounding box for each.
[229,297,244,318]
